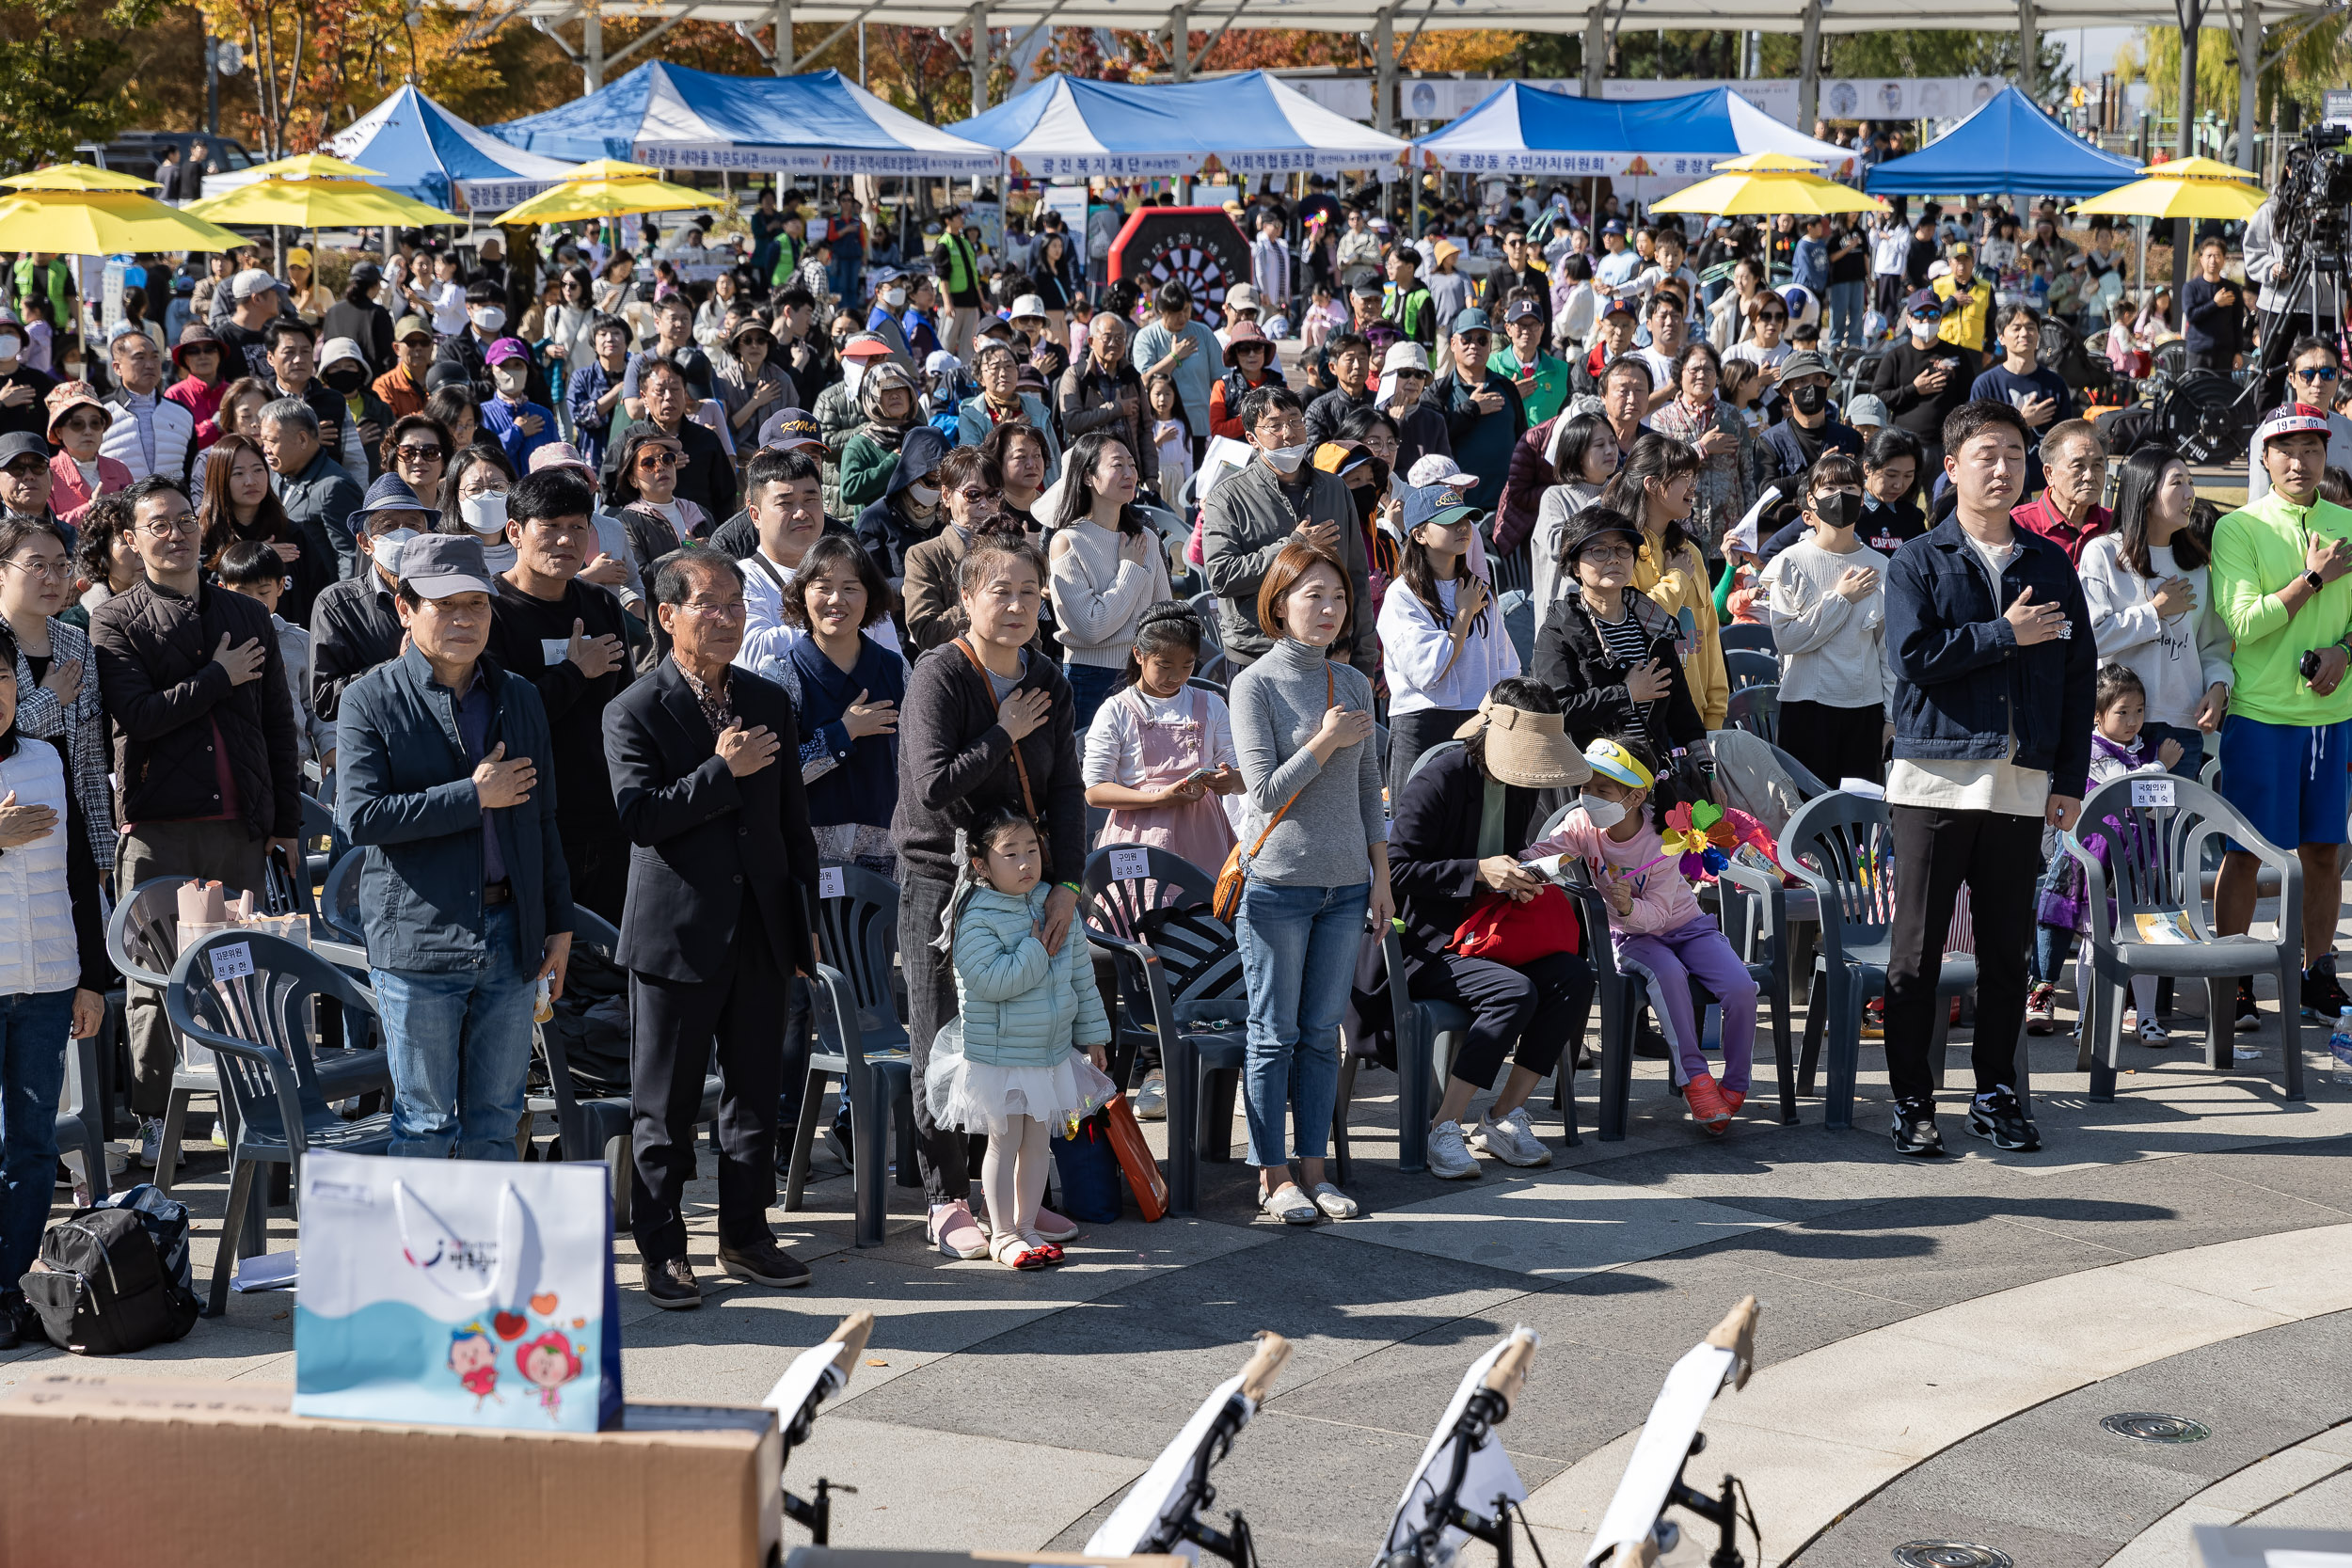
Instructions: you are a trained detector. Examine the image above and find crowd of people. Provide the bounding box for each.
[0,166,2335,1339]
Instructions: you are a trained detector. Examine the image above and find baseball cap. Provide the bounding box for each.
[1404,479,1485,533]
[285,246,313,268]
[1350,277,1385,300]
[424,362,473,394]
[1382,341,1431,377]
[1600,296,1641,320]
[1451,308,1493,338]
[1845,392,1891,428]
[485,336,532,366]
[1903,288,1946,318]
[528,442,595,475]
[1009,293,1048,323]
[1225,283,1262,314]
[1502,298,1542,325]
[349,261,383,288]
[1562,510,1643,564]
[394,315,434,343]
[230,267,278,301]
[925,349,962,378]
[758,407,824,451]
[1601,219,1627,235]
[2257,402,2334,446]
[1947,240,1973,256]
[0,433,47,469]
[1406,453,1475,489]
[974,314,1017,341]
[399,533,497,600]
[1777,350,1833,384]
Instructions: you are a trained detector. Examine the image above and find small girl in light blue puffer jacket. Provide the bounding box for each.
[925,805,1115,1270]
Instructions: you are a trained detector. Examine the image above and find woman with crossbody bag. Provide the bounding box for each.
[894,535,1088,1262]
[1227,541,1392,1227]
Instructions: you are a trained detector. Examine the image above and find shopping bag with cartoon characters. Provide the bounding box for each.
[292,1150,622,1433]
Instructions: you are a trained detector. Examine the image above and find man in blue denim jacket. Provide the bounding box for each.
[1881,400,2095,1158]
[337,533,577,1159]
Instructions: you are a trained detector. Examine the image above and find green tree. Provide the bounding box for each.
[0,0,167,172]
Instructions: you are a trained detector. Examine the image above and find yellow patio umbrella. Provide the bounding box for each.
[1,162,158,192]
[0,189,246,254]
[183,177,456,229]
[489,159,714,226]
[1649,151,1887,217]
[2072,157,2269,222]
[234,152,387,182]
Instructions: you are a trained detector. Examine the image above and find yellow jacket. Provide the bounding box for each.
[1637,532,1728,730]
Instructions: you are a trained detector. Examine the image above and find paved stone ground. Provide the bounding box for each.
[11,934,2351,1565]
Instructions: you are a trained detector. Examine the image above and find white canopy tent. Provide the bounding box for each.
[437,0,2328,183]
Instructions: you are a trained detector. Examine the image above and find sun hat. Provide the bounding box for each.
[43,381,110,440]
[1222,321,1270,367]
[1382,341,1431,376]
[1453,698,1591,790]
[1582,737,1655,791]
[528,442,595,475]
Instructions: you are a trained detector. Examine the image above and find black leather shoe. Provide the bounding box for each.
[719,1237,811,1289]
[643,1256,703,1309]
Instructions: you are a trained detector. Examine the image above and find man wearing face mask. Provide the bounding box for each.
[318,337,392,482]
[1871,291,1978,479]
[479,337,559,473]
[436,279,512,403]
[261,397,364,581]
[311,477,436,721]
[1200,383,1376,675]
[1757,350,1862,488]
[862,272,917,370]
[0,313,57,442]
[1758,451,1892,787]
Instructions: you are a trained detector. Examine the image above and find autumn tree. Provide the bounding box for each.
[0,0,167,171]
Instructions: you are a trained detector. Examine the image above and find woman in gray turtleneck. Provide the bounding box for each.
[1227,539,1392,1228]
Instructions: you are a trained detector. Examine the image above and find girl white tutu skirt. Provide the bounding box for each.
[923,1020,1120,1136]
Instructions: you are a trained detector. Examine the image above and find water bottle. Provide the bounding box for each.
[2330,1007,2352,1087]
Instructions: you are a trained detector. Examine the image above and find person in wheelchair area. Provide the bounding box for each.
[1520,735,1760,1137]
[1387,681,1597,1179]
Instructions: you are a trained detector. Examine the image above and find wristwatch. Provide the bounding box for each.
[2308,570,2328,593]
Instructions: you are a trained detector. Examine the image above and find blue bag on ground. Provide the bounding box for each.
[1052,1114,1125,1223]
[293,1149,622,1432]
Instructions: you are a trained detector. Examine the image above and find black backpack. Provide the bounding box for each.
[22,1205,202,1354]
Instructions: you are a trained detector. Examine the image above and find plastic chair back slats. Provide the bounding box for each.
[1784,793,1899,942]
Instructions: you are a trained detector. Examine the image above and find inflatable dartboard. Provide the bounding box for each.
[1107,208,1251,328]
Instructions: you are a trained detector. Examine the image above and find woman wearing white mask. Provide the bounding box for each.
[1198,384,1375,677]
[862,274,916,368]
[437,443,518,573]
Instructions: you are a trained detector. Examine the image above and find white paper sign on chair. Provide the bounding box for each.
[817,866,846,900]
[1108,847,1151,884]
[2132,778,2176,808]
[210,940,254,981]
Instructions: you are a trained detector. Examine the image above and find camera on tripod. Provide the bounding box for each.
[2277,124,2352,277]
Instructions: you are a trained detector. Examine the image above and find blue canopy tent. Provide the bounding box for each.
[948,71,1408,178]
[490,63,1002,177]
[1412,84,1855,182]
[1864,85,2138,199]
[315,87,580,213]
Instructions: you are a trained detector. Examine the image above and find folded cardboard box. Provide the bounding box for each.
[0,1373,781,1567]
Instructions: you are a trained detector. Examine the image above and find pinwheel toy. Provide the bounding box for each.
[1661,800,1738,879]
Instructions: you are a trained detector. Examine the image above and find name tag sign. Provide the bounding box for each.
[211,940,255,981]
[1108,847,1152,884]
[2132,777,2177,808]
[817,866,846,900]
[540,639,572,669]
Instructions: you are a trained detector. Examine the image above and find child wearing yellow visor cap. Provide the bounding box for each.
[1521,733,1759,1133]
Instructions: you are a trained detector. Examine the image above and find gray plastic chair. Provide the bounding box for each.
[166,930,395,1316]
[787,866,917,1246]
[1724,648,1779,694]
[320,848,365,944]
[1719,622,1776,656]
[2058,772,2306,1102]
[55,1030,108,1203]
[1779,791,1975,1132]
[1725,683,1782,747]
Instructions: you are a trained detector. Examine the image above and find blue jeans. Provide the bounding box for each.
[373,904,537,1160]
[1829,279,1867,348]
[2140,721,2208,780]
[0,988,73,1294]
[1063,661,1120,729]
[1235,879,1366,1168]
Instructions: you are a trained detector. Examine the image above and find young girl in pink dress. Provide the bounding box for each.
[1082,600,1242,874]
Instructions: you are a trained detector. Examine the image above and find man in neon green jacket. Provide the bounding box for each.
[2210,402,2352,1029]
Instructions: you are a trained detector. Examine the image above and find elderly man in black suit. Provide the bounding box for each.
[603,548,821,1308]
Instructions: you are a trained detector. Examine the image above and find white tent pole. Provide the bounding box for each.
[2018,0,2038,101]
[969,2,990,111]
[584,6,605,94]
[1798,0,1821,130]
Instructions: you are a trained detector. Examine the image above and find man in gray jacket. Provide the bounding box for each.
[1200,384,1376,676]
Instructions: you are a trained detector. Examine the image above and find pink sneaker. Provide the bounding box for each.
[928,1200,988,1260]
[1033,1206,1080,1243]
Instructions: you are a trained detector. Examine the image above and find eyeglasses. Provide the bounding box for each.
[1579,545,1638,564]
[394,442,445,462]
[2,558,71,579]
[1756,312,1789,324]
[2294,365,2342,383]
[139,515,199,539]
[677,598,746,619]
[0,462,45,480]
[635,450,682,468]
[954,486,1002,505]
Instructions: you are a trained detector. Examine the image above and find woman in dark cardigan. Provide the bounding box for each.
[774,533,907,881]
[1387,681,1597,1180]
[892,532,1085,1263]
[1531,508,1711,760]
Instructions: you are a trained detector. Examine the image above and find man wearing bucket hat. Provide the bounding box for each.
[1757,349,1863,488]
[336,531,574,1163]
[2209,403,2352,1031]
[1387,681,1595,1178]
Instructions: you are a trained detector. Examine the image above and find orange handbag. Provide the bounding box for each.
[1101,1093,1168,1222]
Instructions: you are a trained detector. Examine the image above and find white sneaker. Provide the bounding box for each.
[1427,1120,1481,1180]
[1133,1070,1167,1121]
[1470,1106,1552,1167]
[136,1117,163,1169]
[2136,1017,2171,1048]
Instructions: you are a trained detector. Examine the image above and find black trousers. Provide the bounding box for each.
[901,870,976,1205]
[2188,347,2236,373]
[628,895,789,1263]
[1389,705,1477,804]
[564,831,629,927]
[1777,699,1885,790]
[1409,948,1595,1088]
[1883,804,2041,1106]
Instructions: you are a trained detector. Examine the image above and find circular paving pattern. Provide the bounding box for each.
[1891,1544,2013,1568]
[2100,1412,2213,1444]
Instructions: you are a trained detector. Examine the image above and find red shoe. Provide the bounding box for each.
[1684,1072,1732,1132]
[1722,1086,1746,1117]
